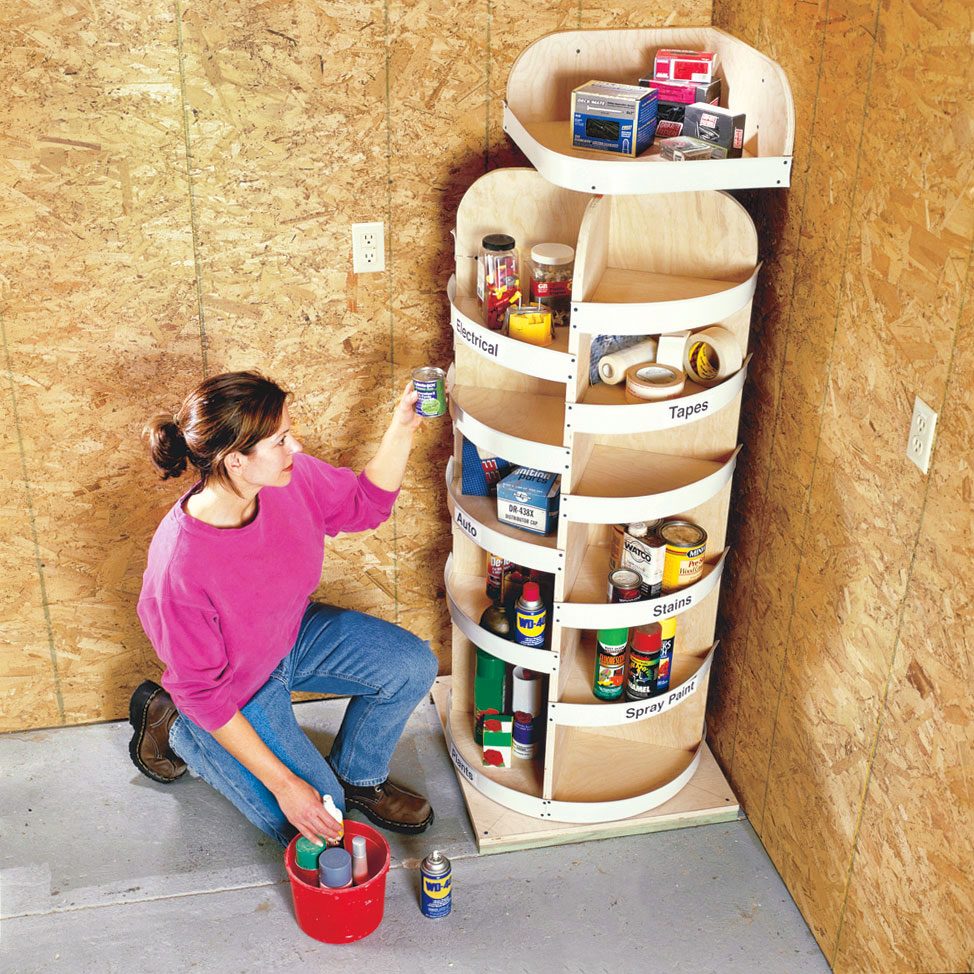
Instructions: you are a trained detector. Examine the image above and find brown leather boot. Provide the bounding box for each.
[128,680,187,783]
[337,774,434,835]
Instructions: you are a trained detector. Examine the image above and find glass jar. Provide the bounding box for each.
[529,243,574,328]
[478,233,520,331]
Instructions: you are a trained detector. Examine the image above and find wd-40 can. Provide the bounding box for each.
[656,617,678,694]
[593,627,628,700]
[514,581,546,647]
[626,624,661,701]
[420,850,452,919]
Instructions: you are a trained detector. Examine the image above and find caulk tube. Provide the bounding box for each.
[322,794,344,847]
[512,667,543,759]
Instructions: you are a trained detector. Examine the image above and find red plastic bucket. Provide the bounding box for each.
[284,820,391,944]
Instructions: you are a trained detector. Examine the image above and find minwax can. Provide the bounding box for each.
[593,627,628,700]
[656,617,678,694]
[420,849,452,919]
[659,519,707,592]
[514,581,546,647]
[412,366,447,418]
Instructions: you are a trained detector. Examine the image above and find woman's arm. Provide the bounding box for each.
[363,381,423,491]
[211,711,341,845]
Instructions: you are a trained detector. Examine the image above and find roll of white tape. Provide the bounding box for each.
[656,330,691,369]
[512,666,543,716]
[683,326,743,386]
[625,363,686,402]
[597,339,659,385]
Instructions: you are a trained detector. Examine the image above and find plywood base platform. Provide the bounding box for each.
[432,677,741,854]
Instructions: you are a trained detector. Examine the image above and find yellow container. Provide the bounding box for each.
[659,519,707,592]
[506,304,554,347]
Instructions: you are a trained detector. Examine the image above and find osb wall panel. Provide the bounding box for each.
[2,2,706,732]
[709,0,974,969]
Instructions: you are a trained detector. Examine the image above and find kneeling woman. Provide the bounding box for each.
[129,371,438,846]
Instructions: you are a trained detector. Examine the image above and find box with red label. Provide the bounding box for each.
[652,49,718,84]
[638,77,721,106]
[681,103,746,158]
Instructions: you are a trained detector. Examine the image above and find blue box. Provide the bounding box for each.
[571,81,658,157]
[461,437,513,497]
[496,468,561,536]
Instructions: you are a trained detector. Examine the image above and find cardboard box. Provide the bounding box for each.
[638,77,721,106]
[659,136,721,161]
[681,103,746,158]
[655,102,689,139]
[474,648,508,745]
[571,80,658,157]
[496,467,560,536]
[482,714,513,769]
[653,49,718,84]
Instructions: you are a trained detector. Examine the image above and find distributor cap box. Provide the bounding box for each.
[496,468,561,536]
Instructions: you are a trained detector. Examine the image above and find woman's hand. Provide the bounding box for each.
[274,775,343,846]
[390,380,423,435]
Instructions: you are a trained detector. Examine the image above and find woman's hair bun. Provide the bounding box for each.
[144,413,189,480]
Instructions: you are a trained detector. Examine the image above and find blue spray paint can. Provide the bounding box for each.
[420,850,452,919]
[514,581,546,648]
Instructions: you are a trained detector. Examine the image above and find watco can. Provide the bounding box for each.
[610,522,665,598]
[608,568,642,604]
[656,617,678,694]
[593,627,628,700]
[420,850,452,919]
[659,520,708,592]
[412,366,447,418]
[626,624,662,701]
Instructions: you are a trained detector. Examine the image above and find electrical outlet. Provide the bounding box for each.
[906,396,938,474]
[352,221,385,273]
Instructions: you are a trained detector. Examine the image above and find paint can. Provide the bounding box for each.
[412,366,447,418]
[486,553,507,602]
[608,568,642,604]
[659,520,708,592]
[625,624,662,701]
[593,627,629,700]
[609,522,665,598]
[656,617,678,694]
[514,581,547,647]
[420,850,453,919]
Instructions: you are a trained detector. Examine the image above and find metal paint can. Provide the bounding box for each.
[593,627,628,700]
[420,850,453,919]
[514,581,546,647]
[412,366,447,418]
[656,617,678,694]
[608,568,642,603]
[625,624,662,701]
[659,520,707,592]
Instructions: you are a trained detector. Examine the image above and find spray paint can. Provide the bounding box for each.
[656,617,678,694]
[514,581,547,647]
[625,624,662,701]
[420,850,453,918]
[593,627,628,700]
[294,837,324,887]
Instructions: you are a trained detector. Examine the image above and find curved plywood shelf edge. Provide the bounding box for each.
[504,26,794,197]
[552,642,717,727]
[448,276,574,384]
[446,459,564,573]
[564,445,741,525]
[444,557,559,674]
[556,549,728,629]
[572,356,750,434]
[449,383,569,473]
[569,264,760,334]
[445,693,703,823]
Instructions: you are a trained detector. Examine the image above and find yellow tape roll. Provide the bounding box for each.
[683,326,742,386]
[624,362,686,403]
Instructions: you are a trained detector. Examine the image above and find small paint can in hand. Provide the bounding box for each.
[412,366,447,418]
[420,850,452,919]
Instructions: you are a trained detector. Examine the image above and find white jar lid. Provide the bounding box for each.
[530,242,575,266]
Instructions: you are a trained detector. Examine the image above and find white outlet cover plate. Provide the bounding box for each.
[352,221,385,273]
[906,396,938,475]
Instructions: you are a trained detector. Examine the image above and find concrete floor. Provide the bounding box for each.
[1,695,829,974]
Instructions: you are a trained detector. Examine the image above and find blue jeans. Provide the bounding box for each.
[169,602,438,846]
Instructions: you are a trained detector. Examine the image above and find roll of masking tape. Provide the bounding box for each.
[656,330,691,369]
[597,339,659,385]
[625,362,686,403]
[683,326,743,386]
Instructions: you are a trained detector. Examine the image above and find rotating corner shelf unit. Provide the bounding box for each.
[435,27,794,852]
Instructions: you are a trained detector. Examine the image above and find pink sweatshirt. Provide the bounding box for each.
[137,453,399,731]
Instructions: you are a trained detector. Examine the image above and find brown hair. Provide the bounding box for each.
[144,371,290,495]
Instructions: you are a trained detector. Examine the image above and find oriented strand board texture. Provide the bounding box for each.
[1,1,708,732]
[708,0,974,970]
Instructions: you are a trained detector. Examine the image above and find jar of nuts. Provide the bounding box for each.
[529,243,574,328]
